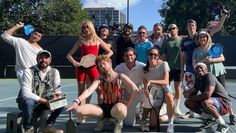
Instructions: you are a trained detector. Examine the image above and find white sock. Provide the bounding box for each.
[217,116,226,125]
[174,99,180,112]
[168,117,174,124]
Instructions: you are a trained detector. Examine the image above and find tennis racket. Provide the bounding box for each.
[23,24,34,37]
[208,43,224,58]
[66,110,77,133]
[182,72,195,90]
[147,84,165,132]
[148,84,165,108]
[78,54,96,68]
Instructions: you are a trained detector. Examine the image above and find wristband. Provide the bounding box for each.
[73,98,80,105]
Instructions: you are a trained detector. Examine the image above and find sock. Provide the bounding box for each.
[217,116,226,125]
[168,117,174,124]
[174,99,181,112]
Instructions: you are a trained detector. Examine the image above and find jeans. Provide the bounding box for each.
[17,97,64,130]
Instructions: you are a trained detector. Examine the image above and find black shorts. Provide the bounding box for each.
[99,104,115,118]
[169,69,181,82]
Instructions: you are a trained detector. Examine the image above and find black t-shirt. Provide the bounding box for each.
[115,35,135,65]
[195,73,230,101]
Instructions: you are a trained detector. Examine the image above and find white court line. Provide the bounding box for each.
[0,83,76,102]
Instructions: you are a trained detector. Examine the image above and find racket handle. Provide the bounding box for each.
[69,110,73,120]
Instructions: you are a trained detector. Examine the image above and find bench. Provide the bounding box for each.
[6,110,50,133]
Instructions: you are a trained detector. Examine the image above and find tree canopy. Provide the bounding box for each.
[0,0,88,35]
[158,0,236,35]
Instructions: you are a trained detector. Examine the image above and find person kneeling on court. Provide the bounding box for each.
[16,50,64,133]
[184,63,230,133]
[66,55,139,133]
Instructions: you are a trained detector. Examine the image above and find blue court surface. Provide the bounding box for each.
[0,79,236,133]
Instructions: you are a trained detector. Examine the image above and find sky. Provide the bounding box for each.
[81,0,163,31]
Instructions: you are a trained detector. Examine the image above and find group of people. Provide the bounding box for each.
[1,7,235,133]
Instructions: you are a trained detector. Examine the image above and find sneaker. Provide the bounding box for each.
[184,111,194,118]
[200,118,216,128]
[113,121,123,133]
[166,124,174,133]
[94,119,104,131]
[136,111,142,120]
[75,117,86,125]
[175,108,183,116]
[140,121,150,132]
[215,124,229,133]
[25,127,34,133]
[229,114,236,125]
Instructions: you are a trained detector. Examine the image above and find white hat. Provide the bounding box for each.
[197,30,208,36]
[37,50,52,57]
[194,62,207,70]
[168,24,177,29]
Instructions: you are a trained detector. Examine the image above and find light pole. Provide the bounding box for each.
[127,0,129,23]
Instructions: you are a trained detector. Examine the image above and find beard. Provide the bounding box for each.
[38,62,49,70]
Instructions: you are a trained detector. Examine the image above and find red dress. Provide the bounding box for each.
[75,45,99,82]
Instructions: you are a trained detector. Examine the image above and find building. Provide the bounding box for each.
[84,7,126,28]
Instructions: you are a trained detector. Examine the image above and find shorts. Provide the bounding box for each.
[99,104,115,118]
[169,69,181,82]
[75,66,99,82]
[211,97,230,115]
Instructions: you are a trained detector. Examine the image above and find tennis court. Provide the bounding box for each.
[0,79,236,132]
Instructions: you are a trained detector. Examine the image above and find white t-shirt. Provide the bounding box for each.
[114,61,145,102]
[1,32,42,71]
[21,66,61,101]
[144,61,170,87]
[114,61,145,88]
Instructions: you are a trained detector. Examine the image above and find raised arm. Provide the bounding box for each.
[6,22,24,35]
[209,8,229,37]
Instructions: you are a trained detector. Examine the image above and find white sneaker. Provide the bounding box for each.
[140,121,150,132]
[113,121,123,133]
[166,124,174,133]
[175,108,183,116]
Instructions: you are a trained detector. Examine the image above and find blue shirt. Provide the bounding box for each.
[135,39,153,64]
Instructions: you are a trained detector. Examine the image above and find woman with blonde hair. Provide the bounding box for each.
[67,20,113,109]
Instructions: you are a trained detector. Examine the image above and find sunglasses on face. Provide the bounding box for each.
[82,25,89,29]
[148,53,158,57]
[168,27,176,31]
[139,32,146,35]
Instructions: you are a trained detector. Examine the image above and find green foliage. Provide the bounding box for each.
[0,0,88,35]
[158,0,236,35]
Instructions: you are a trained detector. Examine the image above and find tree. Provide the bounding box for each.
[158,0,236,35]
[0,0,88,35]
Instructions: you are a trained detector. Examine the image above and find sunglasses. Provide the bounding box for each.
[139,32,146,35]
[148,53,158,57]
[168,27,176,31]
[82,25,89,29]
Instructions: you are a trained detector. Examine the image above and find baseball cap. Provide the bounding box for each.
[168,24,177,30]
[99,24,109,31]
[124,23,133,30]
[37,50,52,58]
